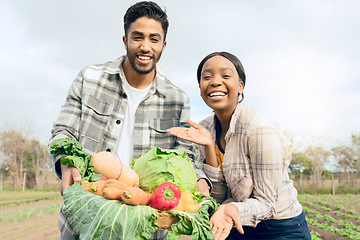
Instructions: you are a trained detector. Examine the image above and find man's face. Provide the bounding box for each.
[123,17,166,75]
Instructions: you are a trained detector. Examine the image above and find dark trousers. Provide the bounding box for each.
[227,211,311,240]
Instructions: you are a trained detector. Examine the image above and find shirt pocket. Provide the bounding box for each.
[83,95,113,116]
[80,95,114,143]
[149,118,179,149]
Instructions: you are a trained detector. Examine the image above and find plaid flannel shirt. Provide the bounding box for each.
[199,103,303,227]
[50,56,205,239]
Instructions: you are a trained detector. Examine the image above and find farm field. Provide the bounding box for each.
[299,194,360,240]
[0,191,62,240]
[0,191,359,240]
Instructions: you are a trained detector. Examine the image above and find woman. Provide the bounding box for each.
[167,52,311,240]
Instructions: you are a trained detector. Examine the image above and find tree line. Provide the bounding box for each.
[290,132,360,192]
[0,125,359,191]
[0,126,51,189]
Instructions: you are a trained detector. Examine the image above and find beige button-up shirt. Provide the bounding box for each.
[198,103,303,227]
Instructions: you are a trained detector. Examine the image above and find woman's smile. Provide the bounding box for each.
[199,56,243,114]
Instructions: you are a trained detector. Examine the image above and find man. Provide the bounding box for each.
[49,1,209,239]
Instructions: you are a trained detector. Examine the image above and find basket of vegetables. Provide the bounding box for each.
[50,138,219,240]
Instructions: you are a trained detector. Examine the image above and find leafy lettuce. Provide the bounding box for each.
[169,197,219,240]
[49,138,102,181]
[132,147,198,194]
[63,183,219,240]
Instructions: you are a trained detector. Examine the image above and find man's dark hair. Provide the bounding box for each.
[124,1,169,41]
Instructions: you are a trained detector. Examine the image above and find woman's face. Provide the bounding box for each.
[199,56,243,115]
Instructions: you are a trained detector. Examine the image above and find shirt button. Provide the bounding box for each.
[116,120,121,124]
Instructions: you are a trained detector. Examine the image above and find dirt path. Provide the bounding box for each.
[0,211,60,240]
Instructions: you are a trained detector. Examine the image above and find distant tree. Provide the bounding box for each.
[351,132,360,176]
[305,145,329,186]
[332,132,360,186]
[0,127,31,189]
[290,151,312,178]
[26,140,51,189]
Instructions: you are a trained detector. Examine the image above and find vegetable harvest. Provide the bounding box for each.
[63,182,218,240]
[150,182,181,210]
[49,138,219,240]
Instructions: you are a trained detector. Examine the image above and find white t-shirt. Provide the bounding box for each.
[114,71,152,167]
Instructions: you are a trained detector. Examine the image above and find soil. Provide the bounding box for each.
[301,195,360,240]
[0,211,60,240]
[0,210,191,240]
[307,224,348,240]
[1,193,358,240]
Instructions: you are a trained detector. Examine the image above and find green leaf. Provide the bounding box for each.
[169,196,219,240]
[50,138,102,181]
[61,156,87,176]
[63,182,159,240]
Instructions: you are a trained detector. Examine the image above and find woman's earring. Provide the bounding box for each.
[238,93,244,103]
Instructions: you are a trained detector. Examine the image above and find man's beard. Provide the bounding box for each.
[127,49,163,75]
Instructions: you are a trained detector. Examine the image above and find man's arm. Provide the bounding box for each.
[49,70,84,180]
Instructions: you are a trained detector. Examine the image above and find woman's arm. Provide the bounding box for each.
[230,126,284,227]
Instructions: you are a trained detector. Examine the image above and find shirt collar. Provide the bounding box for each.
[227,102,243,135]
[104,55,167,97]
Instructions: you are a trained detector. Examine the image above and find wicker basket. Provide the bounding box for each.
[156,211,178,230]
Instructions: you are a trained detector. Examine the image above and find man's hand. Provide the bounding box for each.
[210,203,244,240]
[61,163,81,195]
[196,178,210,197]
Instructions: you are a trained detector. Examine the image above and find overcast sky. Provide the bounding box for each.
[1,0,359,152]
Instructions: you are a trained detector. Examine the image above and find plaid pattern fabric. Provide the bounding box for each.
[50,56,198,239]
[50,56,196,177]
[199,103,303,227]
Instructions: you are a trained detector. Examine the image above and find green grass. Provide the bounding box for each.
[0,202,62,223]
[0,191,61,202]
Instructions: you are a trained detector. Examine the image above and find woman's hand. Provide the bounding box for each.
[210,203,244,240]
[166,120,213,147]
[167,120,218,167]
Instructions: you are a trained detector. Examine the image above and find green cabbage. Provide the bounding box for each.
[132,147,197,193]
[63,182,158,240]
